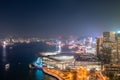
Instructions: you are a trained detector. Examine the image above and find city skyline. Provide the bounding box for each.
[0,0,120,38]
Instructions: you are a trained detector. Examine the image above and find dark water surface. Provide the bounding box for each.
[0,42,57,80]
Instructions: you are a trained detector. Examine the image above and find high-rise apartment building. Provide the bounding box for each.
[97,31,120,76]
[97,31,120,64]
[103,31,116,42]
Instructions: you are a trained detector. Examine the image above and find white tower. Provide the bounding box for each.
[56,40,61,53]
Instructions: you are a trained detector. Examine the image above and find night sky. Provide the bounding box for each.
[0,0,120,38]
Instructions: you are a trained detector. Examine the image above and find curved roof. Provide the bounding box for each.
[40,52,59,56]
[49,55,75,61]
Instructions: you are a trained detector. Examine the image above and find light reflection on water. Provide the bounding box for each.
[2,45,7,64]
[0,43,58,80]
[28,69,57,80]
[36,70,44,80]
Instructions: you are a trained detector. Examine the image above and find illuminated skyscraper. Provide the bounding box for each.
[56,40,61,53]
[99,31,120,64]
[103,31,116,42]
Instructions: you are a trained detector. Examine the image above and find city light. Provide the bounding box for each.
[34,57,43,68]
[117,31,120,33]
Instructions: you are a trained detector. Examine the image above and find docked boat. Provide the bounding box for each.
[29,64,35,69]
[5,64,10,70]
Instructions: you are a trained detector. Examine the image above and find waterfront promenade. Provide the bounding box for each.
[43,67,110,80]
[43,68,63,80]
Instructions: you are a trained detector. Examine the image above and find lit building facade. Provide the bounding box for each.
[96,31,120,77]
[42,56,75,70]
[103,31,116,64]
[96,31,120,64]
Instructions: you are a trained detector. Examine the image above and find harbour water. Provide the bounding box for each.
[0,42,57,80]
